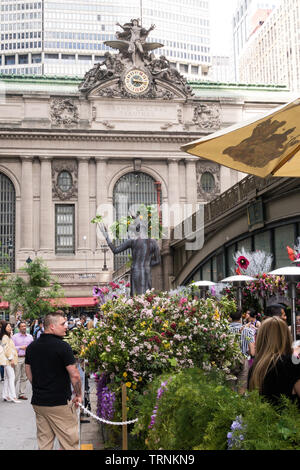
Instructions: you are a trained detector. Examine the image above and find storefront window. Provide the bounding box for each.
[212,256,217,282]
[274,224,295,268]
[254,230,271,254]
[202,260,211,281]
[237,237,252,252]
[226,244,236,276]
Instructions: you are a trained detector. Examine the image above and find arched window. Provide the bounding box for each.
[201,172,215,193]
[113,172,161,271]
[0,173,15,272]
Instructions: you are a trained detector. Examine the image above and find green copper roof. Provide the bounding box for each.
[0,74,294,102]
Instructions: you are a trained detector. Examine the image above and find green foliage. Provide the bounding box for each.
[92,204,165,241]
[132,368,300,450]
[90,214,103,224]
[0,257,64,320]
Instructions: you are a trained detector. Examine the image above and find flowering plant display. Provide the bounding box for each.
[287,237,300,262]
[92,280,130,304]
[246,272,288,297]
[223,272,288,313]
[232,248,273,277]
[71,290,243,421]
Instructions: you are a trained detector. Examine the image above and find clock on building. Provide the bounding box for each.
[123,68,150,95]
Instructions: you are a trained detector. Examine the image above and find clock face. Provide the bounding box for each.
[124,69,150,95]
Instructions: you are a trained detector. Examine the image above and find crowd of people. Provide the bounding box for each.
[1,303,300,450]
[0,312,95,450]
[229,303,300,408]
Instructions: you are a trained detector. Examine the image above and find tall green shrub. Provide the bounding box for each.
[132,368,300,450]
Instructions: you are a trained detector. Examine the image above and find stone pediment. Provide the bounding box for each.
[87,75,191,101]
[79,19,194,102]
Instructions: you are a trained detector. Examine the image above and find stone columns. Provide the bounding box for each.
[168,158,180,228]
[39,156,53,251]
[77,157,90,249]
[95,157,109,250]
[20,156,33,250]
[185,158,198,204]
[96,157,108,208]
[168,158,180,207]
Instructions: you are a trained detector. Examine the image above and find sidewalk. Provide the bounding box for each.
[0,380,38,450]
[0,376,104,450]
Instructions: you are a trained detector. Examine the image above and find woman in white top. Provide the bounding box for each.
[0,321,20,403]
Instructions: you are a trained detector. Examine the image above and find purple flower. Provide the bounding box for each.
[148,378,172,430]
[227,416,246,450]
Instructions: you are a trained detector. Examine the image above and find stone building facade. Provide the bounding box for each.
[0,52,294,301]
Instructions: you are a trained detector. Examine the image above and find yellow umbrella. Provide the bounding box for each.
[181,96,300,178]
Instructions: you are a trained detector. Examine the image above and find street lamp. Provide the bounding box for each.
[102,245,108,271]
[26,257,32,265]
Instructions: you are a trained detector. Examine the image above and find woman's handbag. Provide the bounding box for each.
[0,340,6,366]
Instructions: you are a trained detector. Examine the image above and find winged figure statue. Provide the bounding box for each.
[104,19,164,65]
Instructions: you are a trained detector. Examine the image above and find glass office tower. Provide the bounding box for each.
[0,0,211,78]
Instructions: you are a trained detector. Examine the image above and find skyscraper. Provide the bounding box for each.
[238,0,300,92]
[0,0,211,78]
[232,0,280,81]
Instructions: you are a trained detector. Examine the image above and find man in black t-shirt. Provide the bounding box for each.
[25,311,82,450]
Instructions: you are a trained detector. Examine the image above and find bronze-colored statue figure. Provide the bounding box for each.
[99,220,161,296]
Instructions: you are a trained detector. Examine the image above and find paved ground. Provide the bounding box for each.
[0,376,104,451]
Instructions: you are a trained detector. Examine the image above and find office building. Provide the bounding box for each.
[0,0,211,78]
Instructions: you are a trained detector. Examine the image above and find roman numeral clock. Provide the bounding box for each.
[123,68,151,96]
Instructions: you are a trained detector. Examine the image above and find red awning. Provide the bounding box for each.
[50,297,99,308]
[0,301,9,309]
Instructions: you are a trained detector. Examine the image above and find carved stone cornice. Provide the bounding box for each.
[0,130,200,144]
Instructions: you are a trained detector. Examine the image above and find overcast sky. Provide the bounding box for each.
[210,0,238,55]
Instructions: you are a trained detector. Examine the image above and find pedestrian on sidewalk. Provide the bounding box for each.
[0,320,5,381]
[12,320,33,400]
[0,321,20,403]
[229,309,256,394]
[25,310,83,450]
[33,318,44,340]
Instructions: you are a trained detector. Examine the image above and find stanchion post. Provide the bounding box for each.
[122,383,128,450]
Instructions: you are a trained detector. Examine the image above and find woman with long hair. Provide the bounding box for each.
[0,321,20,403]
[248,316,300,405]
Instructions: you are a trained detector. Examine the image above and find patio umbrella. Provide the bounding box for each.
[189,280,216,299]
[189,280,216,287]
[181,96,300,178]
[221,275,257,310]
[268,265,300,341]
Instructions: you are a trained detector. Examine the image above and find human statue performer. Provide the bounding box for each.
[99,220,161,297]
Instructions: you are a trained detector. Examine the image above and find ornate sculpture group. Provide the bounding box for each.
[79,18,193,98]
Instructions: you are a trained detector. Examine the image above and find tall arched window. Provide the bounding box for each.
[0,173,15,272]
[113,172,161,271]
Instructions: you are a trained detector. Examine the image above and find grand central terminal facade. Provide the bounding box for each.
[0,21,296,314]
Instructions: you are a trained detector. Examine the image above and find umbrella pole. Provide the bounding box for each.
[237,284,242,311]
[291,282,297,342]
